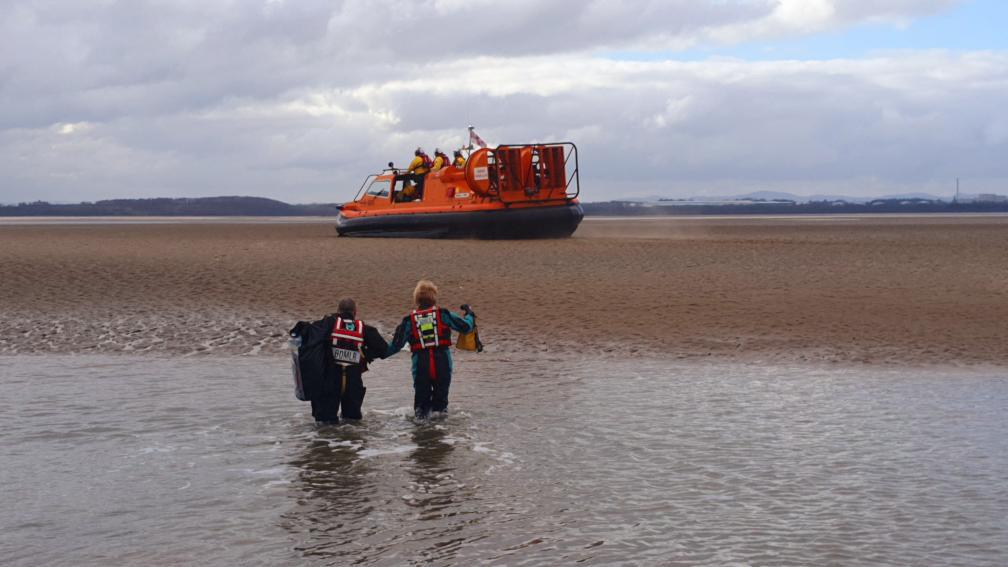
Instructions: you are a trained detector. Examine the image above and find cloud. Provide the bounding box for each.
[707,0,958,43]
[370,51,1008,195]
[3,0,1004,204]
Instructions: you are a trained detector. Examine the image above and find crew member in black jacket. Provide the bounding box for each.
[290,298,387,423]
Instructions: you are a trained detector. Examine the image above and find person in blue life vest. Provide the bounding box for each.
[385,280,475,419]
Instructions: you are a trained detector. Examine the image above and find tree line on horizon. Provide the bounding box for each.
[3,195,1008,216]
[0,197,343,216]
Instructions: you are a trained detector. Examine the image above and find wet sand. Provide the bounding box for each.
[1,215,1006,364]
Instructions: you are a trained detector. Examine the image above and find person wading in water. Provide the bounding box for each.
[385,280,475,419]
[290,298,387,424]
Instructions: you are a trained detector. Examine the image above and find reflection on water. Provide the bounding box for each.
[407,425,456,506]
[1,355,1007,565]
[405,426,465,563]
[285,426,375,560]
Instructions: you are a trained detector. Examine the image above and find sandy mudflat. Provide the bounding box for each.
[1,215,1006,364]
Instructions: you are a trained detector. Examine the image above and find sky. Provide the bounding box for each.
[1,0,1006,204]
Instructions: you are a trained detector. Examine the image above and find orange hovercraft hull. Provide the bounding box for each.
[336,142,583,239]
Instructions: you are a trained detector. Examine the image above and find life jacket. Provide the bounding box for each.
[409,154,431,174]
[331,317,365,366]
[408,307,452,352]
[433,153,448,170]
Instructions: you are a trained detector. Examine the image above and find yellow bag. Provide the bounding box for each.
[455,325,482,352]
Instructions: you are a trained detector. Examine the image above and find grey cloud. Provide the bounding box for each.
[1,1,1000,204]
[369,53,1006,197]
[1,1,951,110]
[7,51,1005,204]
[326,0,771,58]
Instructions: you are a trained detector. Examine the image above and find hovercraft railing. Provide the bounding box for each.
[351,145,579,205]
[351,173,379,201]
[485,142,579,204]
[351,164,403,202]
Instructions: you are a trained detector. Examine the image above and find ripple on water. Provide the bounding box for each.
[0,355,1006,565]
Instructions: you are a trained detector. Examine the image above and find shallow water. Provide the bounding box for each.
[2,354,1007,565]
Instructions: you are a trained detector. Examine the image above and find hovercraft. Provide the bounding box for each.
[336,142,582,238]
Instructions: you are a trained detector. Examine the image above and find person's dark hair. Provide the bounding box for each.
[337,297,356,318]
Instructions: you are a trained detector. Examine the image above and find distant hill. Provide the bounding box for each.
[621,191,951,204]
[726,191,946,204]
[730,190,806,202]
[0,196,343,216]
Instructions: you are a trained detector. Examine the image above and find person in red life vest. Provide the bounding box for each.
[385,280,475,419]
[313,298,387,423]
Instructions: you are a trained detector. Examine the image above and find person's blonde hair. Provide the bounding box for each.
[413,280,438,309]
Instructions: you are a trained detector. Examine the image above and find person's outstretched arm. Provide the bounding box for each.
[385,317,410,357]
[362,325,388,362]
[442,308,474,334]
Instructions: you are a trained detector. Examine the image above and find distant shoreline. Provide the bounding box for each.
[5,212,1008,226]
[3,195,1008,217]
